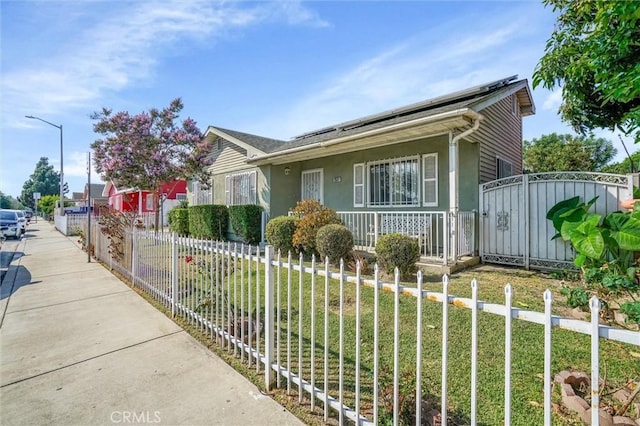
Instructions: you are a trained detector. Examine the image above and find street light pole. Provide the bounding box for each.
[26,115,64,216]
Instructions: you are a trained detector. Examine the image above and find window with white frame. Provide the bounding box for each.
[353,163,364,207]
[225,171,257,205]
[192,181,212,205]
[368,156,419,207]
[422,153,438,206]
[301,169,323,203]
[145,193,155,211]
[496,157,513,179]
[176,193,187,201]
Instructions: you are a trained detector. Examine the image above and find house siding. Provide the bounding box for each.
[469,96,523,183]
[209,138,249,175]
[268,133,453,216]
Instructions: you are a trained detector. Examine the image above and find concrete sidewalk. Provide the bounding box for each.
[0,221,303,425]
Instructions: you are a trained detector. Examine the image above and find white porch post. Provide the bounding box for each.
[138,190,143,215]
[449,132,459,261]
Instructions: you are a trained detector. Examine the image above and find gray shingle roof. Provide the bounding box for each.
[211,127,286,153]
[208,76,532,155]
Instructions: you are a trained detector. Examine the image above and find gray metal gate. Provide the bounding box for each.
[479,172,633,270]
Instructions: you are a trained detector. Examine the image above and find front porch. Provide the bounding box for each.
[337,210,478,270]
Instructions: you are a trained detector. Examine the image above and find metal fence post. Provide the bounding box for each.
[590,297,601,425]
[171,233,178,318]
[264,244,275,390]
[131,229,137,287]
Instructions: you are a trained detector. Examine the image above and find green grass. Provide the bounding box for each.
[130,242,640,425]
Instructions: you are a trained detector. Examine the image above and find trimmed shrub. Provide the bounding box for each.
[291,200,341,256]
[229,205,263,245]
[188,205,228,240]
[168,208,189,235]
[316,224,354,264]
[375,233,420,279]
[265,216,297,255]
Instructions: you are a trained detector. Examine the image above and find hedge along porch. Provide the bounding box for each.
[193,76,535,266]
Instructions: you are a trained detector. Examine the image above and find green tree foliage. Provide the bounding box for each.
[19,157,62,209]
[38,194,59,217]
[0,192,23,209]
[533,0,640,143]
[601,150,640,174]
[523,133,615,172]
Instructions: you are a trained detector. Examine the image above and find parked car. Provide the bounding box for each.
[11,210,27,234]
[24,210,33,222]
[0,209,22,239]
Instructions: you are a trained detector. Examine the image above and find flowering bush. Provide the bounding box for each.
[290,200,341,256]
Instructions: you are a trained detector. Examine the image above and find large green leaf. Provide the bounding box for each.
[604,212,629,231]
[611,216,640,251]
[546,196,581,220]
[571,220,605,259]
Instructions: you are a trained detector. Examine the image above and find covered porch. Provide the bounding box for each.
[337,210,477,267]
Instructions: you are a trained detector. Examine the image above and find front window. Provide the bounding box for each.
[368,156,419,207]
[225,171,257,205]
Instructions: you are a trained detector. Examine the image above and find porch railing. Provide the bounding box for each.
[337,210,476,263]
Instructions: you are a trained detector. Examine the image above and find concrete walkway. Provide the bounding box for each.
[0,221,303,426]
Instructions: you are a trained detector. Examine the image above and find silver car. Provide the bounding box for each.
[12,210,27,234]
[0,209,22,239]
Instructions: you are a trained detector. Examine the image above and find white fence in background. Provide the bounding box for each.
[54,213,89,236]
[89,228,638,425]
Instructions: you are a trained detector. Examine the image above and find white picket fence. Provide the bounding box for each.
[90,228,639,425]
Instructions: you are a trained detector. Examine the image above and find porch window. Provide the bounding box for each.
[353,163,364,207]
[301,169,323,203]
[225,171,257,205]
[368,156,419,207]
[497,157,513,179]
[422,153,438,206]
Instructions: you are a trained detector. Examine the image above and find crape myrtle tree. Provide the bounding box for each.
[91,98,213,230]
[533,0,640,143]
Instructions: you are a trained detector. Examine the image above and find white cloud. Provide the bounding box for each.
[251,14,539,139]
[542,90,563,111]
[1,0,327,128]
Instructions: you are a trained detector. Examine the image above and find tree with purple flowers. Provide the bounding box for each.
[91,98,213,230]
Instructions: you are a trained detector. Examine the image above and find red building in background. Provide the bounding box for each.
[102,180,187,225]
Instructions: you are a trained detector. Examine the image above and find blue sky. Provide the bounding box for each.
[1,0,634,199]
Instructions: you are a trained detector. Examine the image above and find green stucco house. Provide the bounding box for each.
[191,76,535,266]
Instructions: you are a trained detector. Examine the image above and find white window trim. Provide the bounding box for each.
[301,168,324,204]
[225,170,257,206]
[366,155,420,208]
[422,153,438,207]
[353,163,365,208]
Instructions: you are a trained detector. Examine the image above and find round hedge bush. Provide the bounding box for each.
[375,233,420,279]
[265,215,297,255]
[316,224,354,264]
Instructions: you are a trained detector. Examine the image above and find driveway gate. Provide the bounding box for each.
[479,172,634,270]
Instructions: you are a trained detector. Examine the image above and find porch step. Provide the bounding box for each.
[416,256,480,275]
